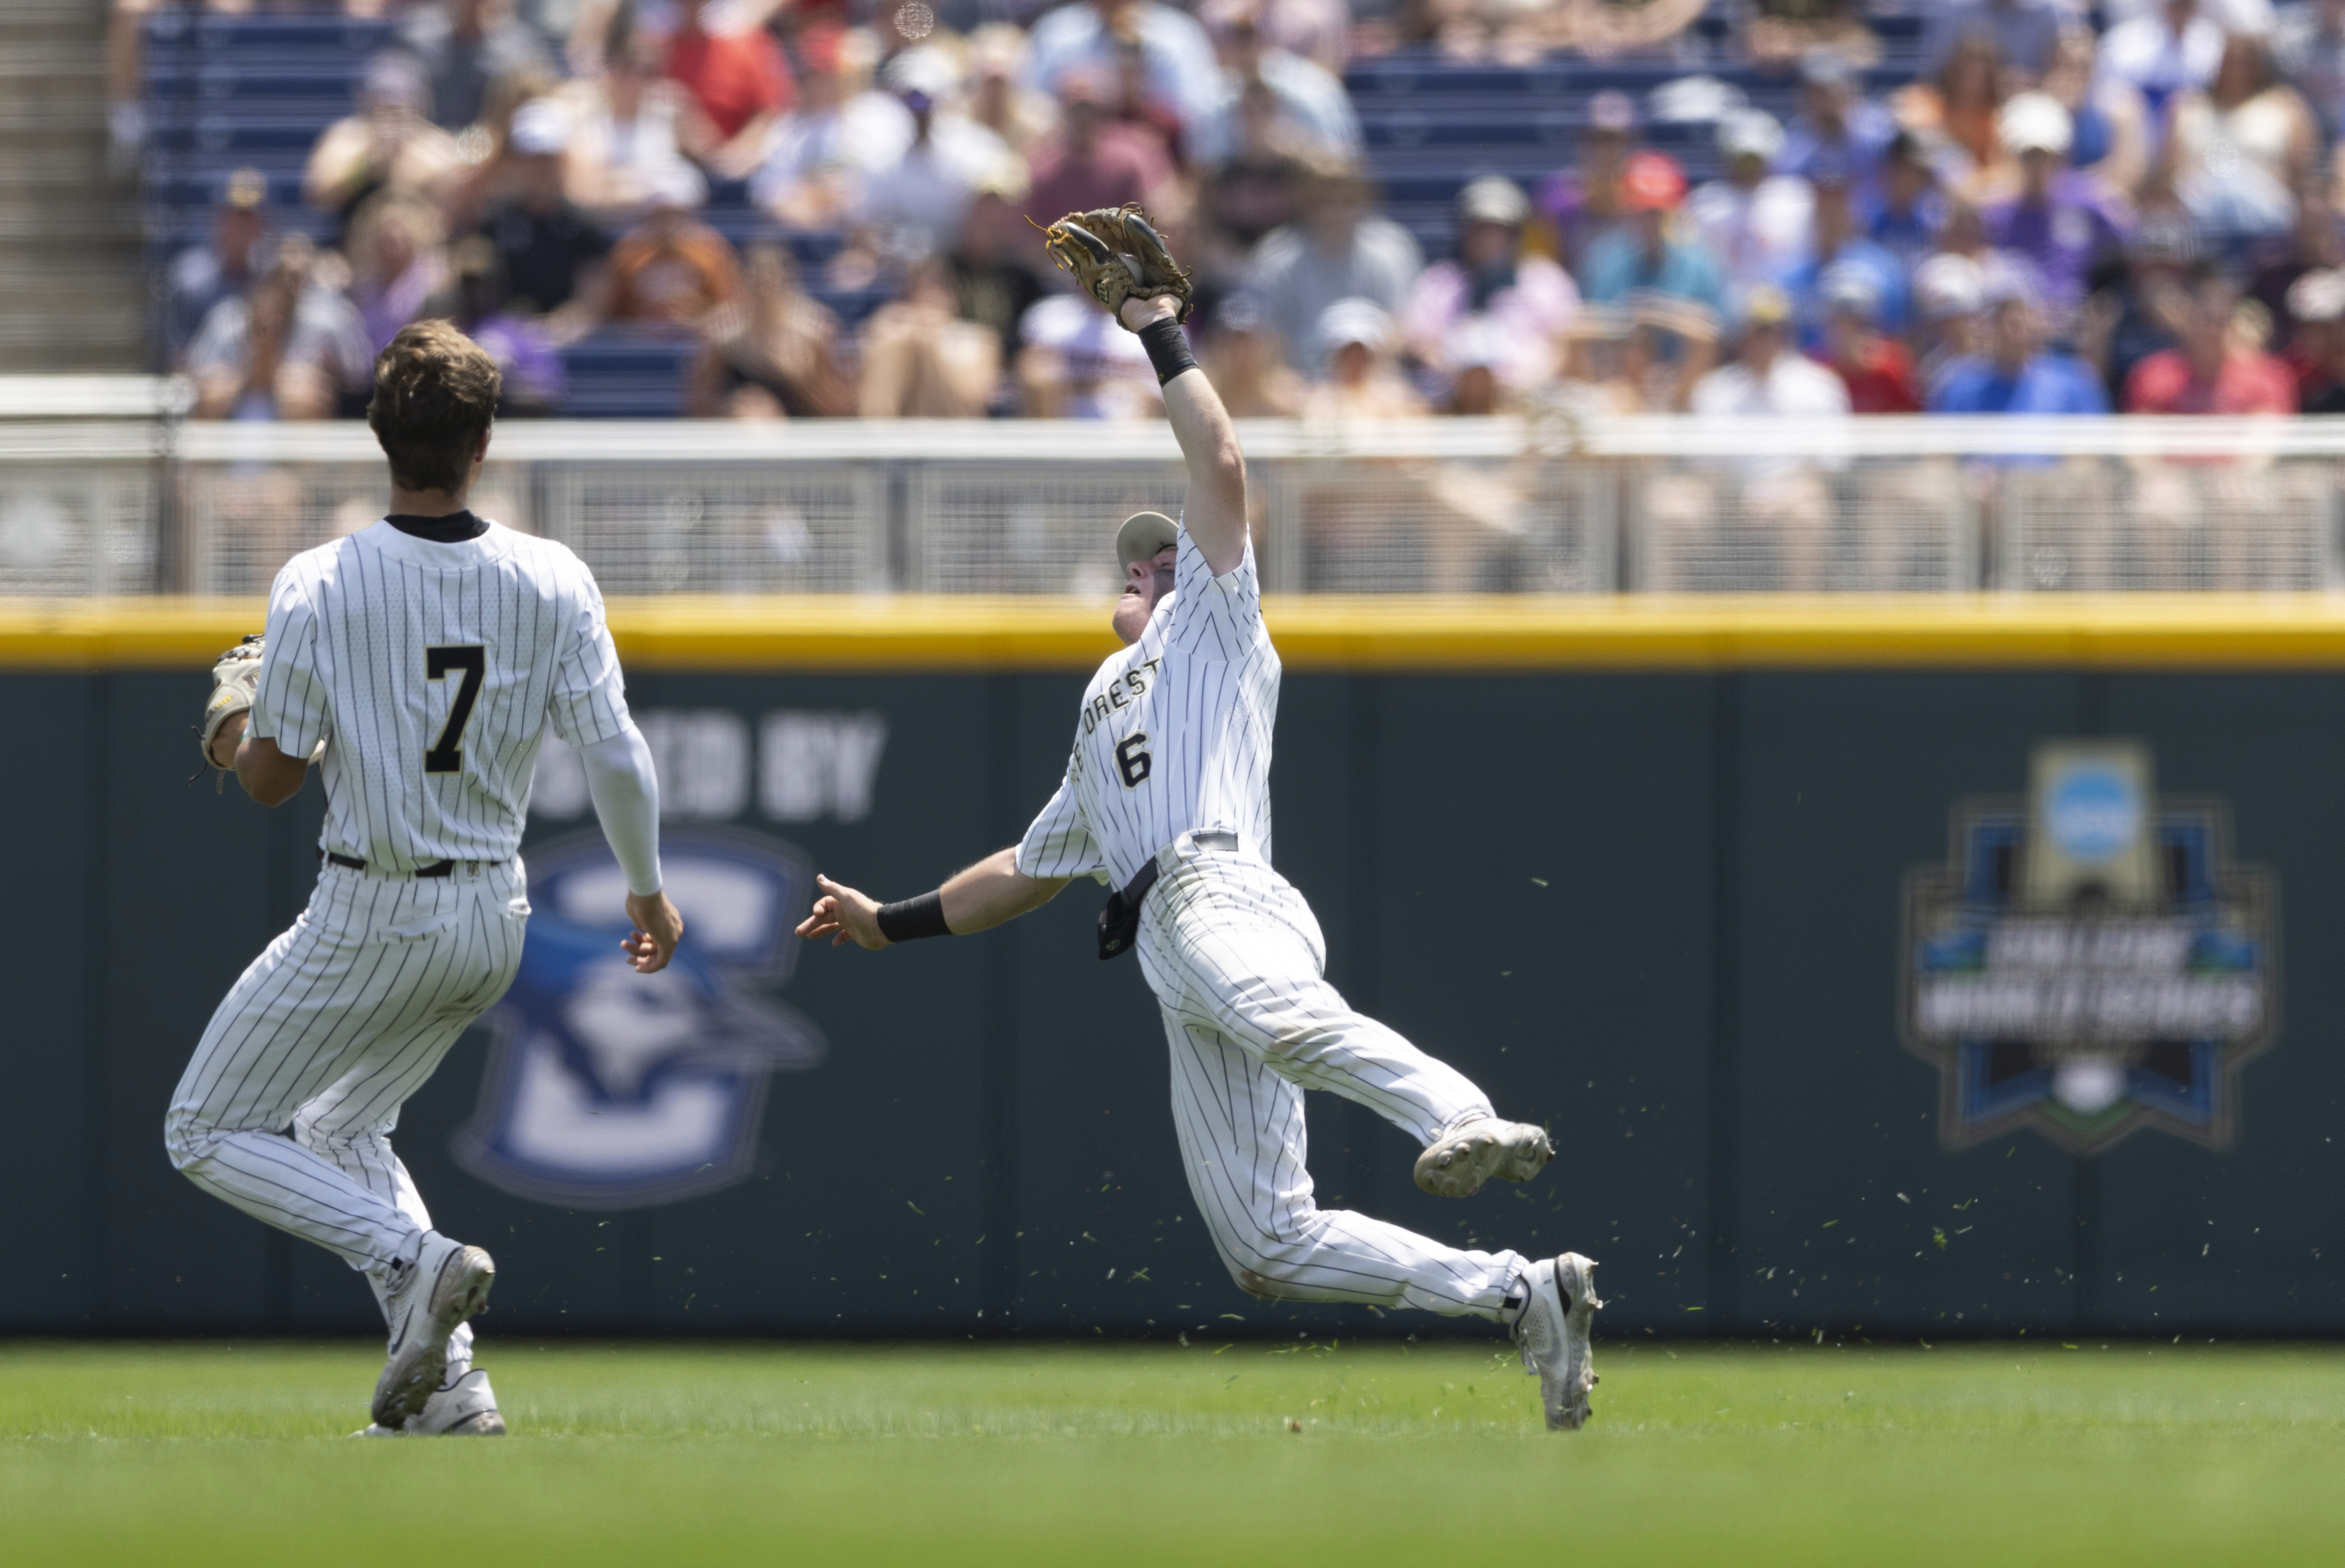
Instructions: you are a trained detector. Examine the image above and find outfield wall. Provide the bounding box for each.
[7,598,2345,1341]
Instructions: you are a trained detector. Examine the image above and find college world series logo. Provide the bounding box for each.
[453,826,829,1209]
[1899,741,2279,1155]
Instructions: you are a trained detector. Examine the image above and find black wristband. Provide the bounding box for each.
[1137,315,1199,386]
[875,889,952,943]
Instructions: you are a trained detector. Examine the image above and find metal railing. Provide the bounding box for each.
[4,397,2345,597]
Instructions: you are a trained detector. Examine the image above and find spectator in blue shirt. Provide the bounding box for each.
[1579,151,1728,409]
[1778,50,1895,209]
[162,167,273,370]
[1866,131,1947,274]
[1777,164,1910,349]
[1930,279,2109,415]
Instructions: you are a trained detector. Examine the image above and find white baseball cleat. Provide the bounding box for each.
[371,1232,496,1433]
[1513,1252,1601,1432]
[352,1368,506,1438]
[1413,1117,1554,1197]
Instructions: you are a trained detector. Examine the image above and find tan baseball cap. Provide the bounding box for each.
[1116,510,1179,569]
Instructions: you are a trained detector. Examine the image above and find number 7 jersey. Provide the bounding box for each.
[1017,524,1280,889]
[249,518,632,872]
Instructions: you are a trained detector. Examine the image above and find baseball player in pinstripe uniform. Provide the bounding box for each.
[166,322,685,1436]
[798,210,1602,1430]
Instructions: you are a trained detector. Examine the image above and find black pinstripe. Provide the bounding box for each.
[1013,526,1526,1321]
[166,862,529,1274]
[168,516,630,1367]
[252,520,628,873]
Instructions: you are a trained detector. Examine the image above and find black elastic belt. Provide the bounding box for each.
[1097,830,1239,960]
[321,850,458,879]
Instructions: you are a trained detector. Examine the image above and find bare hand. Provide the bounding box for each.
[208,709,248,770]
[794,873,891,950]
[1117,294,1180,333]
[622,890,684,973]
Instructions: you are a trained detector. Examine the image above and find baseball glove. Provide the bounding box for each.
[201,635,265,769]
[1039,204,1195,325]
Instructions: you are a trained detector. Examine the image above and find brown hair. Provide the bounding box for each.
[367,320,500,494]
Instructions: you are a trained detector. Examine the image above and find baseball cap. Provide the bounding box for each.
[1998,92,2073,158]
[361,50,429,111]
[1739,284,1792,329]
[1620,150,1687,212]
[1456,175,1530,228]
[885,46,958,102]
[1800,47,1858,90]
[1314,296,1396,359]
[1819,261,1880,318]
[1717,107,1784,163]
[972,154,1031,202]
[2289,267,2345,324]
[219,165,269,210]
[1116,510,1179,569]
[1914,252,1984,321]
[1586,89,1636,134]
[1444,316,1506,371]
[509,98,573,156]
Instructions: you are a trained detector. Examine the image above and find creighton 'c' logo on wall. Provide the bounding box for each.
[1900,741,2278,1154]
[453,827,828,1208]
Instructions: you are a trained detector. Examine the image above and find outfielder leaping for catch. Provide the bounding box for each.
[797,208,1602,1430]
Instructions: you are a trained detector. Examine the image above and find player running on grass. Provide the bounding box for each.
[796,208,1602,1431]
[167,321,684,1436]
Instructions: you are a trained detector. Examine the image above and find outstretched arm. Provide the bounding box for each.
[1118,294,1247,576]
[796,847,1069,950]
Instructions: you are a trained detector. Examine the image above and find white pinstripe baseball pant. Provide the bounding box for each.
[1137,843,1530,1319]
[166,860,528,1365]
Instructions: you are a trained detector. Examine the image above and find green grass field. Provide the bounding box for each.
[4,1339,2340,1565]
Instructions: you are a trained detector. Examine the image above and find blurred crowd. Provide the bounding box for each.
[128,0,2345,424]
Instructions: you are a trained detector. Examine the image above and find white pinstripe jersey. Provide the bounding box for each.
[1017,524,1278,889]
[249,518,631,871]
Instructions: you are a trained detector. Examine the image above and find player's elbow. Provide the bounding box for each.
[1021,875,1071,915]
[1199,436,1246,499]
[234,738,308,806]
[242,771,304,808]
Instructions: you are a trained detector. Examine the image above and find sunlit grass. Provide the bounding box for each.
[3,1339,2339,1565]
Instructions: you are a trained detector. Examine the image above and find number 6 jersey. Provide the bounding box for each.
[1016,523,1280,888]
[249,518,632,871]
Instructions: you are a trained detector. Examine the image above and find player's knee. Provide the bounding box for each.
[1223,1240,1317,1299]
[1255,1016,1344,1065]
[162,1106,218,1173]
[1233,1266,1297,1300]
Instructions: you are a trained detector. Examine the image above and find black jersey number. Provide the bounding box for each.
[424,645,486,773]
[1115,732,1152,789]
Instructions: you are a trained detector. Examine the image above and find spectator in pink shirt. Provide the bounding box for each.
[1400,176,1579,399]
[2121,270,2296,414]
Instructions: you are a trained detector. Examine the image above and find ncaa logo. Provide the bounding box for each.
[452,826,828,1208]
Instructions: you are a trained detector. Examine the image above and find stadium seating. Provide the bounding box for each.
[139,6,1925,411]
